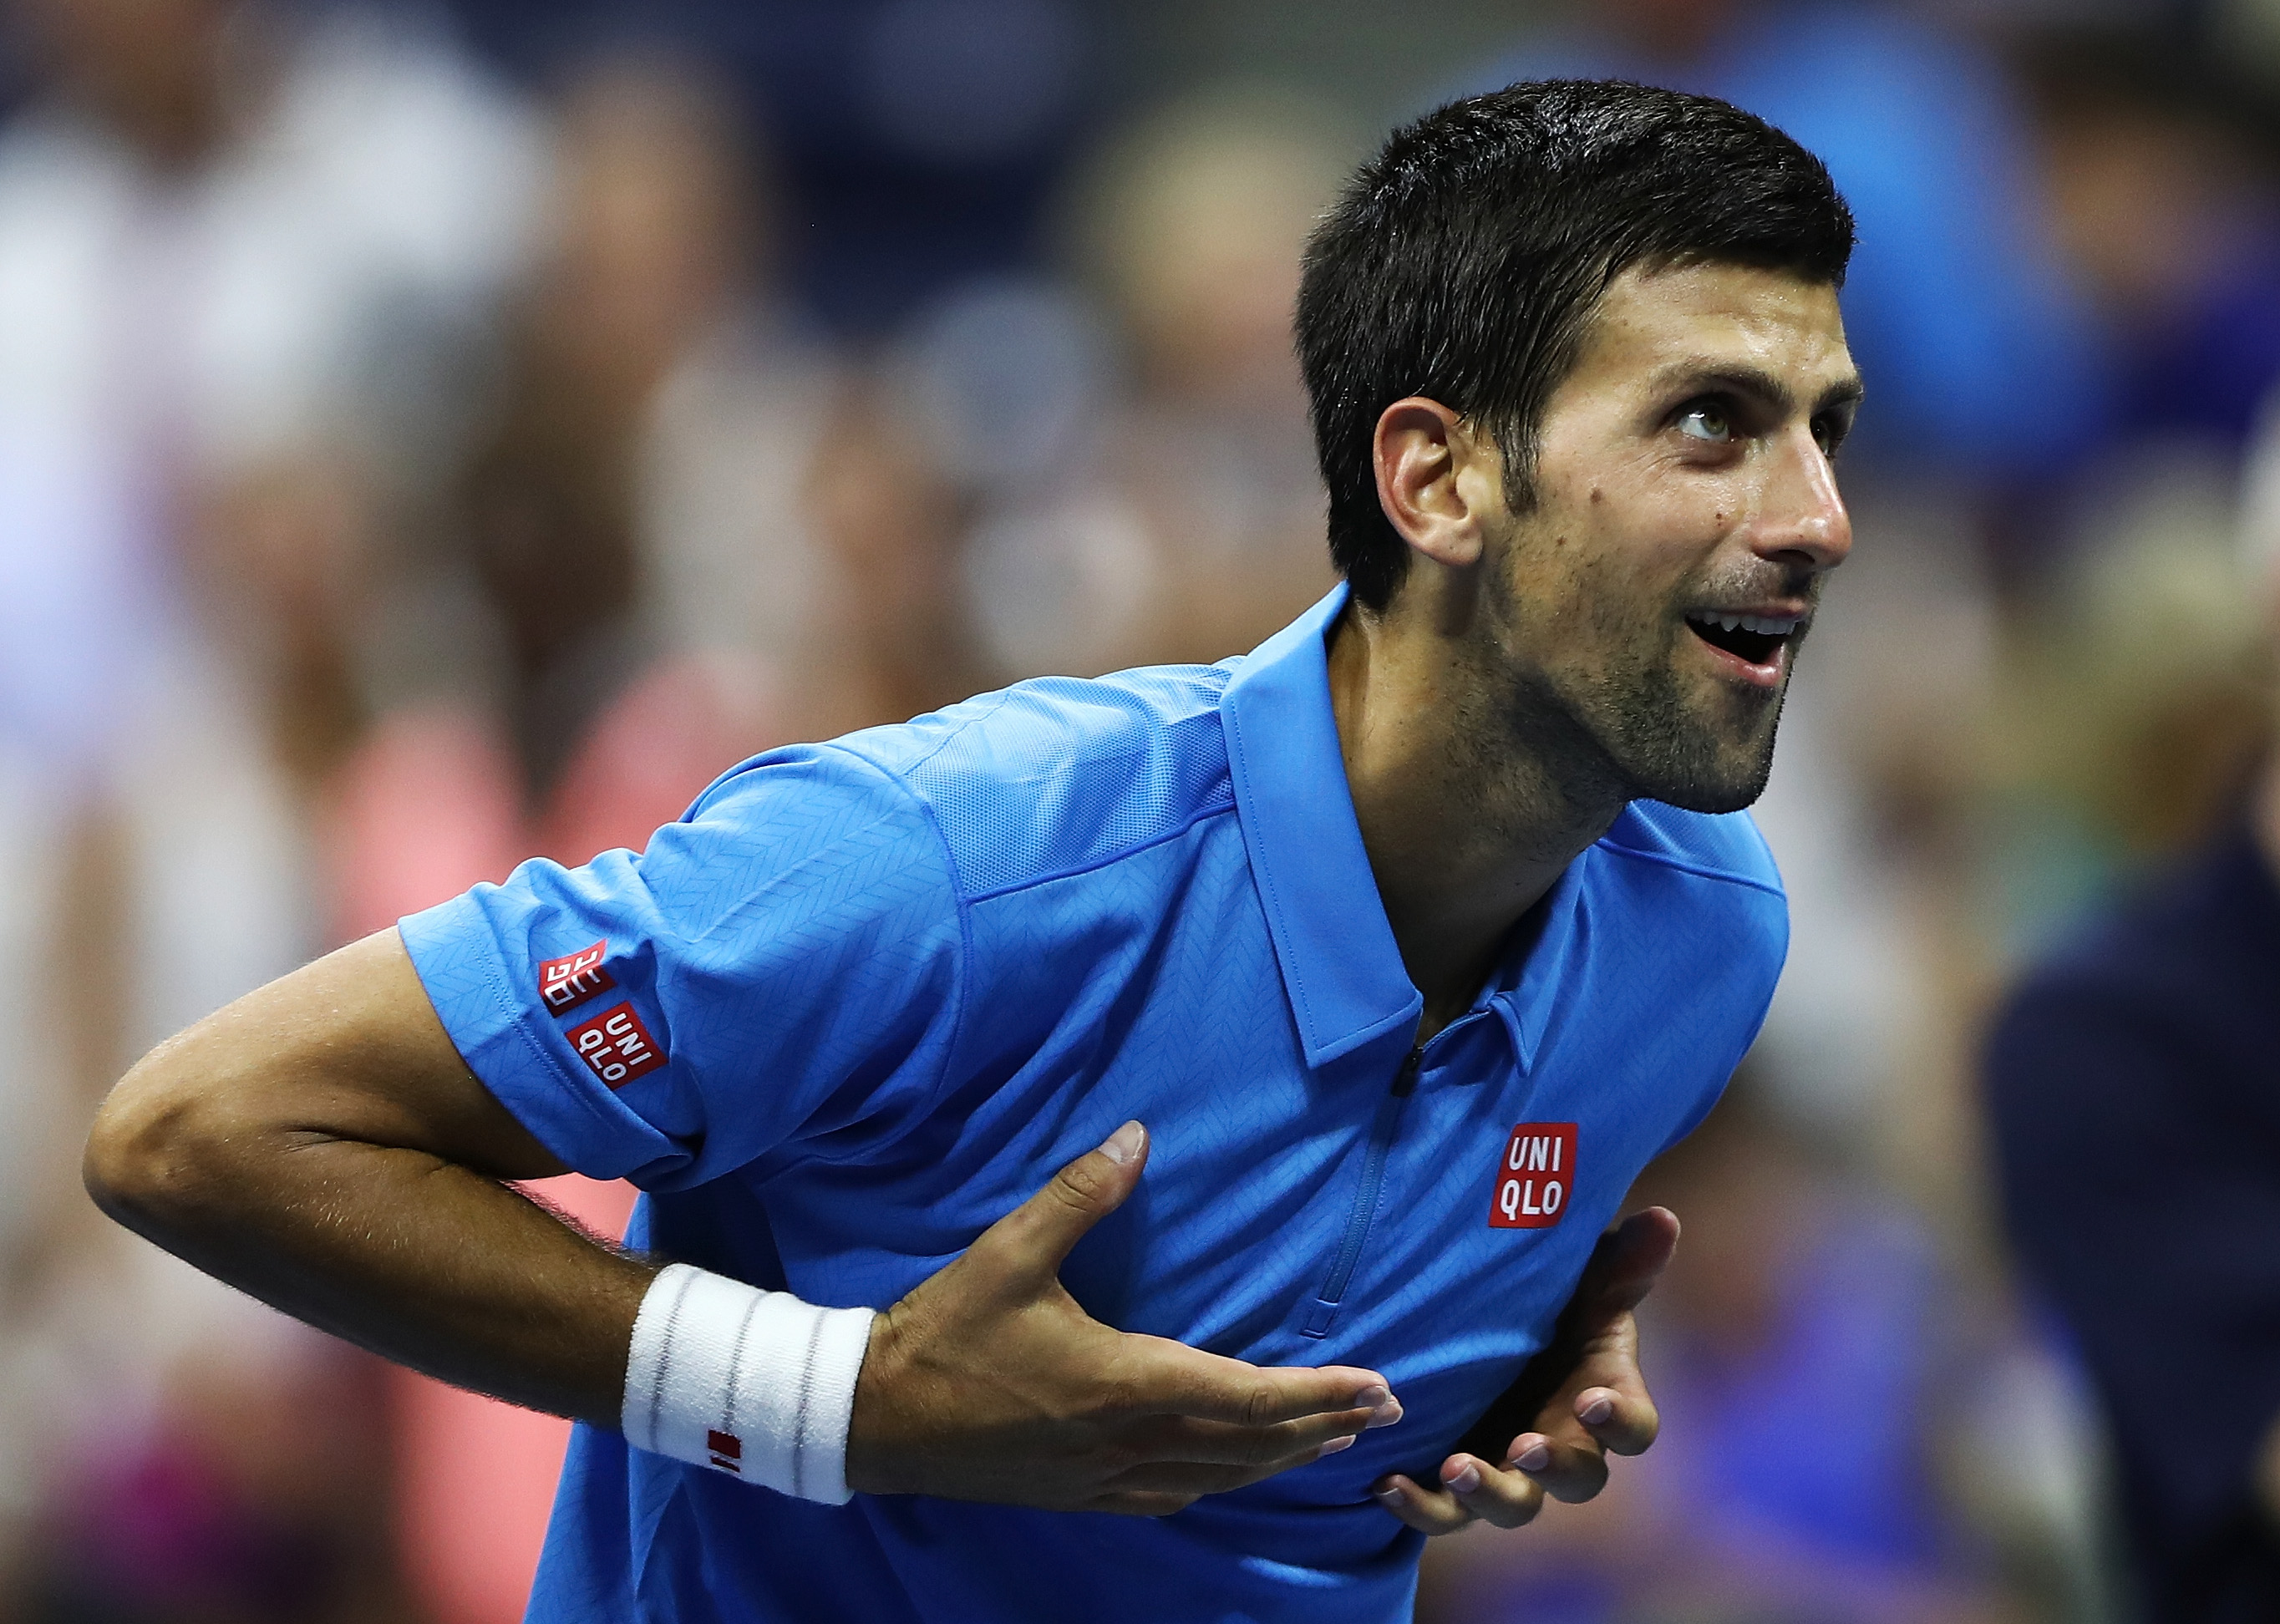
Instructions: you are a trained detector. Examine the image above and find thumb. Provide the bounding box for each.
[974,1120,1149,1281]
[1584,1206,1679,1317]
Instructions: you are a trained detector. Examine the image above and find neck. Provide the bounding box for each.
[1327,599,1625,1040]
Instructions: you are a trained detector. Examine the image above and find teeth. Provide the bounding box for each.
[1692,612,1800,636]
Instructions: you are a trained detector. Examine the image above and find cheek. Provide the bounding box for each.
[1516,501,1700,647]
[1607,471,1736,562]
[1502,546,1657,685]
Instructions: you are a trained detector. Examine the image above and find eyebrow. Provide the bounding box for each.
[1651,360,1866,418]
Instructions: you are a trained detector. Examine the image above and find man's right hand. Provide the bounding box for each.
[845,1121,1401,1515]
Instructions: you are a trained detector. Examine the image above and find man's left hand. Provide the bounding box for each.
[1370,1205,1678,1534]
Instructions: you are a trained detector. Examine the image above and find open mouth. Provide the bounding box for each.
[1684,611,1800,668]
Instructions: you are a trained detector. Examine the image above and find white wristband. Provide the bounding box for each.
[621,1263,876,1504]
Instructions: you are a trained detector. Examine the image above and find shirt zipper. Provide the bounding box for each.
[1301,1046,1422,1338]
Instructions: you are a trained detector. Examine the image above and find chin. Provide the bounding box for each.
[1646,774,1769,815]
[1622,731,1779,815]
[1537,659,1785,815]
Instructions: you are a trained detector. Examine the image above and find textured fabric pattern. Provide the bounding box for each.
[399,585,1790,1624]
[880,672,1235,898]
[621,1264,874,1505]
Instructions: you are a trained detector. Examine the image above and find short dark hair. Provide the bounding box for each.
[1296,80,1855,610]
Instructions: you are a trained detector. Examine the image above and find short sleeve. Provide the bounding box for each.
[399,743,965,1190]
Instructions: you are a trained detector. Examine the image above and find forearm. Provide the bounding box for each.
[91,1121,649,1427]
[82,938,1395,1517]
[84,936,653,1430]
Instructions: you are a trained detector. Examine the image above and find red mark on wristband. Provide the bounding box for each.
[566,1002,666,1088]
[1490,1124,1577,1229]
[707,1429,742,1474]
[537,941,617,1015]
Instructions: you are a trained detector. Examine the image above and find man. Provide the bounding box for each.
[84,81,1860,1621]
[1986,622,2280,1615]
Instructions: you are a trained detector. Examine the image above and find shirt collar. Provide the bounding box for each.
[1221,584,1423,1068]
[1486,852,1589,1074]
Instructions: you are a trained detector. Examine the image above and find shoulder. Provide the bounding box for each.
[1578,804,1787,997]
[1558,806,1785,1129]
[1592,801,1786,903]
[825,664,1240,899]
[1986,847,2280,1228]
[647,743,957,928]
[681,741,929,845]
[1588,802,1787,977]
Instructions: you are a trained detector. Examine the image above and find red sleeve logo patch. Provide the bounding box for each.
[538,941,617,1015]
[566,1002,666,1089]
[1490,1123,1577,1229]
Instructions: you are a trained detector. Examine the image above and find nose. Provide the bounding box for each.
[1749,424,1851,574]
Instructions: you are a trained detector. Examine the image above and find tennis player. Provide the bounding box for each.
[85,79,1859,1622]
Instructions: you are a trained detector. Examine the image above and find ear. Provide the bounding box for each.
[1372,398,1501,573]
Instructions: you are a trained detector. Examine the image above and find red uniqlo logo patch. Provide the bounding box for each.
[566,1002,666,1089]
[1490,1123,1578,1228]
[538,941,617,1015]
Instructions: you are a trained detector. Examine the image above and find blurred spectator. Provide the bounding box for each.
[1985,417,2280,1624]
[23,1332,409,1624]
[0,0,543,789]
[0,0,541,1614]
[439,0,1106,337]
[797,370,1001,733]
[1739,485,1998,1190]
[2016,25,2280,462]
[317,55,850,1624]
[1971,444,2267,959]
[957,85,1351,678]
[1417,1084,2029,1624]
[326,52,820,947]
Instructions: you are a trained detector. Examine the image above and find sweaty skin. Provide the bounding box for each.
[1337,261,1858,1530]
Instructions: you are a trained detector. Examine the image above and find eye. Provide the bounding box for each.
[1676,402,1732,444]
[1812,410,1851,459]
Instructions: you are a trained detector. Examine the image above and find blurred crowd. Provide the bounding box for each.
[0,0,2273,1620]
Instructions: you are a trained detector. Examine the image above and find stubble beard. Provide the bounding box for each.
[1468,570,1798,827]
[1575,630,1789,814]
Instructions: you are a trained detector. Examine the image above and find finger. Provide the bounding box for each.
[1440,1454,1547,1530]
[972,1121,1150,1277]
[1141,1408,1377,1468]
[1133,1339,1398,1429]
[1582,1206,1680,1317]
[1502,1429,1607,1504]
[1369,1472,1475,1535]
[1574,1383,1659,1458]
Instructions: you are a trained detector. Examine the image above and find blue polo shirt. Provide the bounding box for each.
[401,586,1788,1624]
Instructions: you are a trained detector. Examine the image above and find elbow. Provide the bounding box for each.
[83,1048,238,1240]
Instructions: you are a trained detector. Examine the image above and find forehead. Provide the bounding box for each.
[1561,261,1855,403]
